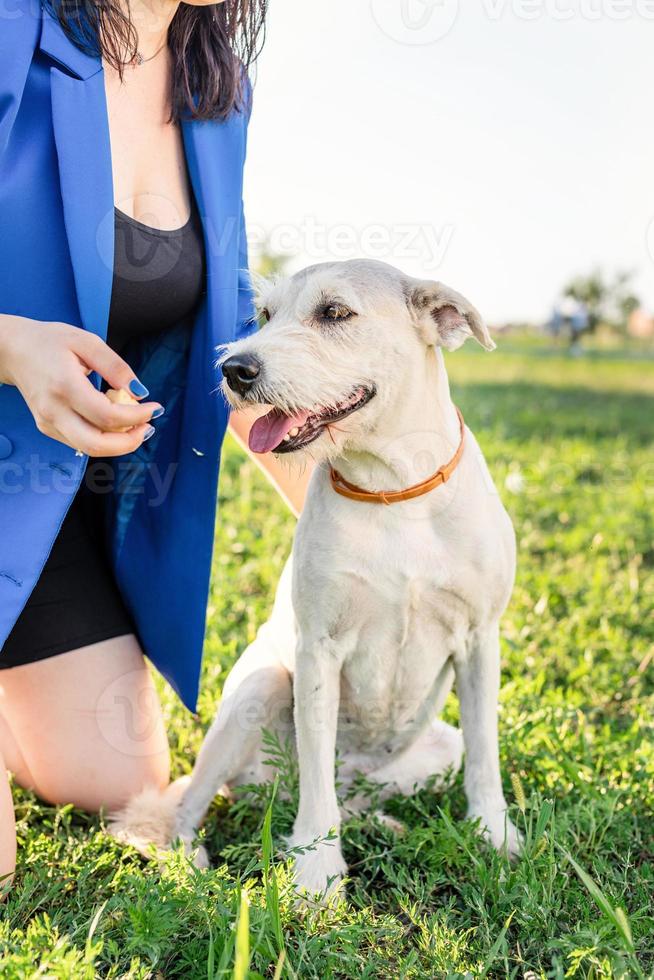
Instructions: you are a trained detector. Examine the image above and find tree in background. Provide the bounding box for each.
[562,269,640,336]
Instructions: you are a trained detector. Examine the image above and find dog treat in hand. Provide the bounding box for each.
[106,387,138,407]
[106,387,139,432]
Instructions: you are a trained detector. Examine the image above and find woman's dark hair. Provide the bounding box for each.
[44,0,267,121]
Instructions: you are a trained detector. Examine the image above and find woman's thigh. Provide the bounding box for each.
[0,635,170,811]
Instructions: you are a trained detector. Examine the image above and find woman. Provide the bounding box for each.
[0,0,307,885]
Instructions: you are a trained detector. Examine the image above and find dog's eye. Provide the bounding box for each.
[258,308,271,328]
[320,303,353,322]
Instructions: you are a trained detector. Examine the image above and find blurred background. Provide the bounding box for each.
[6,5,652,975]
[244,0,654,351]
[213,11,654,967]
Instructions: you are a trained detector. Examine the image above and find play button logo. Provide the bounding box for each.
[370,0,459,45]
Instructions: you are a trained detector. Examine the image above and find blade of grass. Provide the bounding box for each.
[233,888,251,980]
[262,776,285,958]
[206,917,215,980]
[85,901,107,956]
[478,912,515,979]
[534,799,554,840]
[273,950,286,980]
[558,845,642,976]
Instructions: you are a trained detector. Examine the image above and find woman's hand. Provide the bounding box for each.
[0,315,163,457]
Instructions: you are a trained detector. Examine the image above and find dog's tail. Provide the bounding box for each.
[106,775,190,859]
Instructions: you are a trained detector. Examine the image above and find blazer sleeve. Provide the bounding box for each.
[0,0,41,157]
[234,78,257,342]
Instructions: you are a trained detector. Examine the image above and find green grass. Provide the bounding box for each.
[2,344,653,978]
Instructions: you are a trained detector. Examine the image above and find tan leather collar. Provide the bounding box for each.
[330,406,465,505]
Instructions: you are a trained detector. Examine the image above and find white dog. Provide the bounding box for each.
[111,259,520,896]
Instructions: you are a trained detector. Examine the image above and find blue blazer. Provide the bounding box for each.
[0,2,255,710]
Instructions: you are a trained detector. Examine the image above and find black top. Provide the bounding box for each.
[107,199,206,352]
[0,197,207,671]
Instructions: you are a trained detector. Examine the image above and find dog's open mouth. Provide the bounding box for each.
[248,385,376,454]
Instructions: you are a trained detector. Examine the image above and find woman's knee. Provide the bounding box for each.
[115,744,171,802]
[94,746,171,811]
[0,638,171,811]
[34,742,170,812]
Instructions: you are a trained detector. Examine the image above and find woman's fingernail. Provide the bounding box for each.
[129,379,149,399]
[143,425,156,442]
[151,406,165,419]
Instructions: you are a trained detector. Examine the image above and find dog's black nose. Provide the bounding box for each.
[222,354,261,396]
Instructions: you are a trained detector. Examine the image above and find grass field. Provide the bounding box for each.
[1,343,653,978]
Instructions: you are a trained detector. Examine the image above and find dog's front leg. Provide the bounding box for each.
[287,638,346,900]
[174,642,292,867]
[455,625,522,857]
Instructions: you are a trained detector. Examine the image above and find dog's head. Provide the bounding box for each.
[219,259,494,460]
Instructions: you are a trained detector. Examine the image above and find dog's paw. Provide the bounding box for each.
[504,818,524,859]
[425,720,465,787]
[470,807,523,859]
[286,835,347,904]
[172,821,211,870]
[372,810,407,835]
[186,841,210,870]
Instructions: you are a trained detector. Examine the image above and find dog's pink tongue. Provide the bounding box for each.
[248,408,311,454]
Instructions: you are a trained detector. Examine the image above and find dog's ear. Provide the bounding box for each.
[407,280,495,352]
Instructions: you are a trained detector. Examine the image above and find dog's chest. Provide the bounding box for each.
[337,564,465,739]
[295,513,472,747]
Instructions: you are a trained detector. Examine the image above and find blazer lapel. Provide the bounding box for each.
[0,5,41,155]
[41,8,247,374]
[41,11,114,348]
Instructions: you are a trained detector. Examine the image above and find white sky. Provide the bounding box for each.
[243,0,654,325]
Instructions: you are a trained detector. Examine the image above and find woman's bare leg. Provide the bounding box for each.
[0,756,16,892]
[0,710,34,891]
[0,702,35,788]
[0,635,170,812]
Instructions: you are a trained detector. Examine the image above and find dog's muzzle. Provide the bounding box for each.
[222,354,261,397]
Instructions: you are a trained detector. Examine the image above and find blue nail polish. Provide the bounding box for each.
[151,406,165,419]
[129,379,149,398]
[143,425,156,442]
